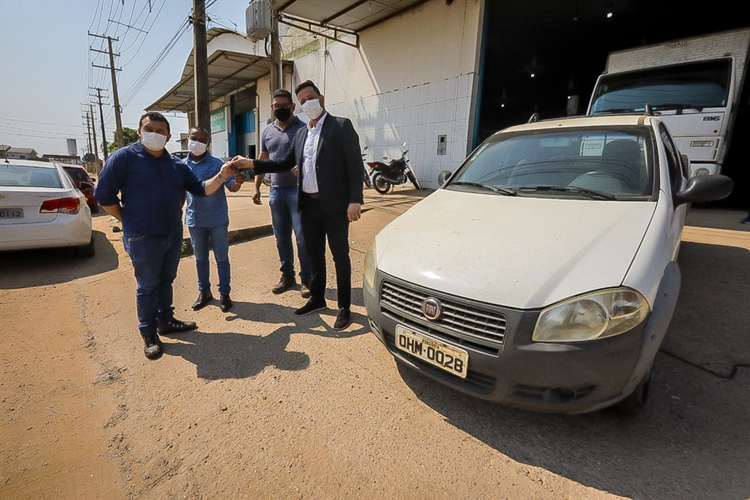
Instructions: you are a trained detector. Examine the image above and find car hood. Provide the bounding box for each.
[374,189,657,309]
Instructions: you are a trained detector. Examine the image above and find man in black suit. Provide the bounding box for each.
[230,80,364,330]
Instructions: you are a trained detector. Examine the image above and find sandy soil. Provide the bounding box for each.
[1,201,749,500]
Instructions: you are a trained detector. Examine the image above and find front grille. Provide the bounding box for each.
[381,281,507,344]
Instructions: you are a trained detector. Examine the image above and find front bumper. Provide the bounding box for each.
[364,269,677,414]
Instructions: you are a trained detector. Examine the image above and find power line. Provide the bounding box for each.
[0,117,84,130]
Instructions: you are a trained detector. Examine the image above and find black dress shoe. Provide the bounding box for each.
[333,308,351,330]
[157,318,198,335]
[192,292,213,311]
[143,334,163,360]
[220,294,233,312]
[294,299,327,316]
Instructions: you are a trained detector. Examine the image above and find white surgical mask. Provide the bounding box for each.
[141,131,167,152]
[301,98,323,120]
[188,140,208,156]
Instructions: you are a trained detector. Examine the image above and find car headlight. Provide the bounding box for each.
[532,288,650,342]
[363,241,378,289]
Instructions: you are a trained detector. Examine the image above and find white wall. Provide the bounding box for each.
[285,0,484,189]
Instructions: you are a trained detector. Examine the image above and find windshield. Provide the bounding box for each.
[446,126,654,199]
[589,59,732,114]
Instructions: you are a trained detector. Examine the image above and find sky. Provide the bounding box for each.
[0,0,250,156]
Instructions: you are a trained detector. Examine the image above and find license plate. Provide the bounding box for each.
[395,325,468,378]
[0,208,23,219]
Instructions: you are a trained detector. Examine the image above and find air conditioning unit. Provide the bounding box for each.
[246,0,272,41]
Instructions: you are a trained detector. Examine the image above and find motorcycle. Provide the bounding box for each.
[365,142,421,194]
[362,146,372,188]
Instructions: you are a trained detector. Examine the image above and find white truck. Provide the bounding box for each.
[587,27,750,177]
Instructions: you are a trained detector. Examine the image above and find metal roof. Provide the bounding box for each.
[148,1,430,112]
[272,0,430,32]
[147,29,287,113]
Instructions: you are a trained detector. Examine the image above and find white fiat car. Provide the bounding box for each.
[363,114,732,414]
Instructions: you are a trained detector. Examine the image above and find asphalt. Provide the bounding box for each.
[139,182,749,255]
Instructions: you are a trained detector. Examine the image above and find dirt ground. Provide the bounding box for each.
[1,200,749,500]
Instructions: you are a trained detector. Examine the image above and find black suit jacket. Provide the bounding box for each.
[253,113,364,214]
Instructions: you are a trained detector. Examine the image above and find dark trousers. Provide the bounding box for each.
[300,195,351,309]
[123,231,183,337]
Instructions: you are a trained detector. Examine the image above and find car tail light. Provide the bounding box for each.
[40,197,81,215]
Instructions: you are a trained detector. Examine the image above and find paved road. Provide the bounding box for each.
[0,186,748,499]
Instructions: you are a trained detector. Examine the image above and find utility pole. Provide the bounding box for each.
[192,0,211,132]
[91,88,109,160]
[270,10,282,90]
[89,33,124,148]
[85,112,93,157]
[89,104,100,165]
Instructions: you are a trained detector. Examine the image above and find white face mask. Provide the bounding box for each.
[188,139,208,156]
[141,131,167,152]
[301,98,323,120]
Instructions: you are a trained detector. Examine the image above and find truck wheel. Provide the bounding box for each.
[373,173,391,194]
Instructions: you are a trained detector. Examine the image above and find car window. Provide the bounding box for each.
[0,165,63,188]
[448,126,653,198]
[63,167,90,182]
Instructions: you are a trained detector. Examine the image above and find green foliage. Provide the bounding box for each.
[108,127,139,153]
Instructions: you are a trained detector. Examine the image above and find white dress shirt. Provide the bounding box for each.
[301,112,327,194]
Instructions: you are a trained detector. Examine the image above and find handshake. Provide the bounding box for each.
[224,156,256,181]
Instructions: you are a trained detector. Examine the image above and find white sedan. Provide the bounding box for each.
[363,114,732,414]
[0,159,94,257]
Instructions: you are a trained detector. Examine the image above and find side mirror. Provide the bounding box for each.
[437,170,452,186]
[674,174,733,207]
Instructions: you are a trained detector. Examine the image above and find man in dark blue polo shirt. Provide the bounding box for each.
[95,112,235,360]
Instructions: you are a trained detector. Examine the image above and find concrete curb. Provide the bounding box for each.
[179,205,388,258]
[181,224,275,257]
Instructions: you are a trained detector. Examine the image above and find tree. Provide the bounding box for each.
[108,127,139,153]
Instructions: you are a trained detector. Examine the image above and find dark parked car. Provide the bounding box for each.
[61,164,98,213]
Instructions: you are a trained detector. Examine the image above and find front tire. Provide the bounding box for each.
[363,168,372,188]
[406,170,421,189]
[373,173,391,194]
[613,362,653,414]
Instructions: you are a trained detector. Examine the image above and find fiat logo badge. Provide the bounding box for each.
[422,298,442,320]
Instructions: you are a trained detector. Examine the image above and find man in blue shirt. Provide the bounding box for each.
[254,89,311,298]
[95,112,236,360]
[184,126,244,313]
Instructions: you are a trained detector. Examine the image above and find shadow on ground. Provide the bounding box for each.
[164,299,369,380]
[0,230,119,289]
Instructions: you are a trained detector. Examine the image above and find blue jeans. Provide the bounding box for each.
[188,224,231,296]
[269,186,311,282]
[123,231,183,338]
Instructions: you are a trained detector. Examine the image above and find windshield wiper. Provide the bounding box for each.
[515,185,616,200]
[652,103,705,113]
[451,181,517,196]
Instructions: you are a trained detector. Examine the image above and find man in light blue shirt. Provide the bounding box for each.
[184,126,244,312]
